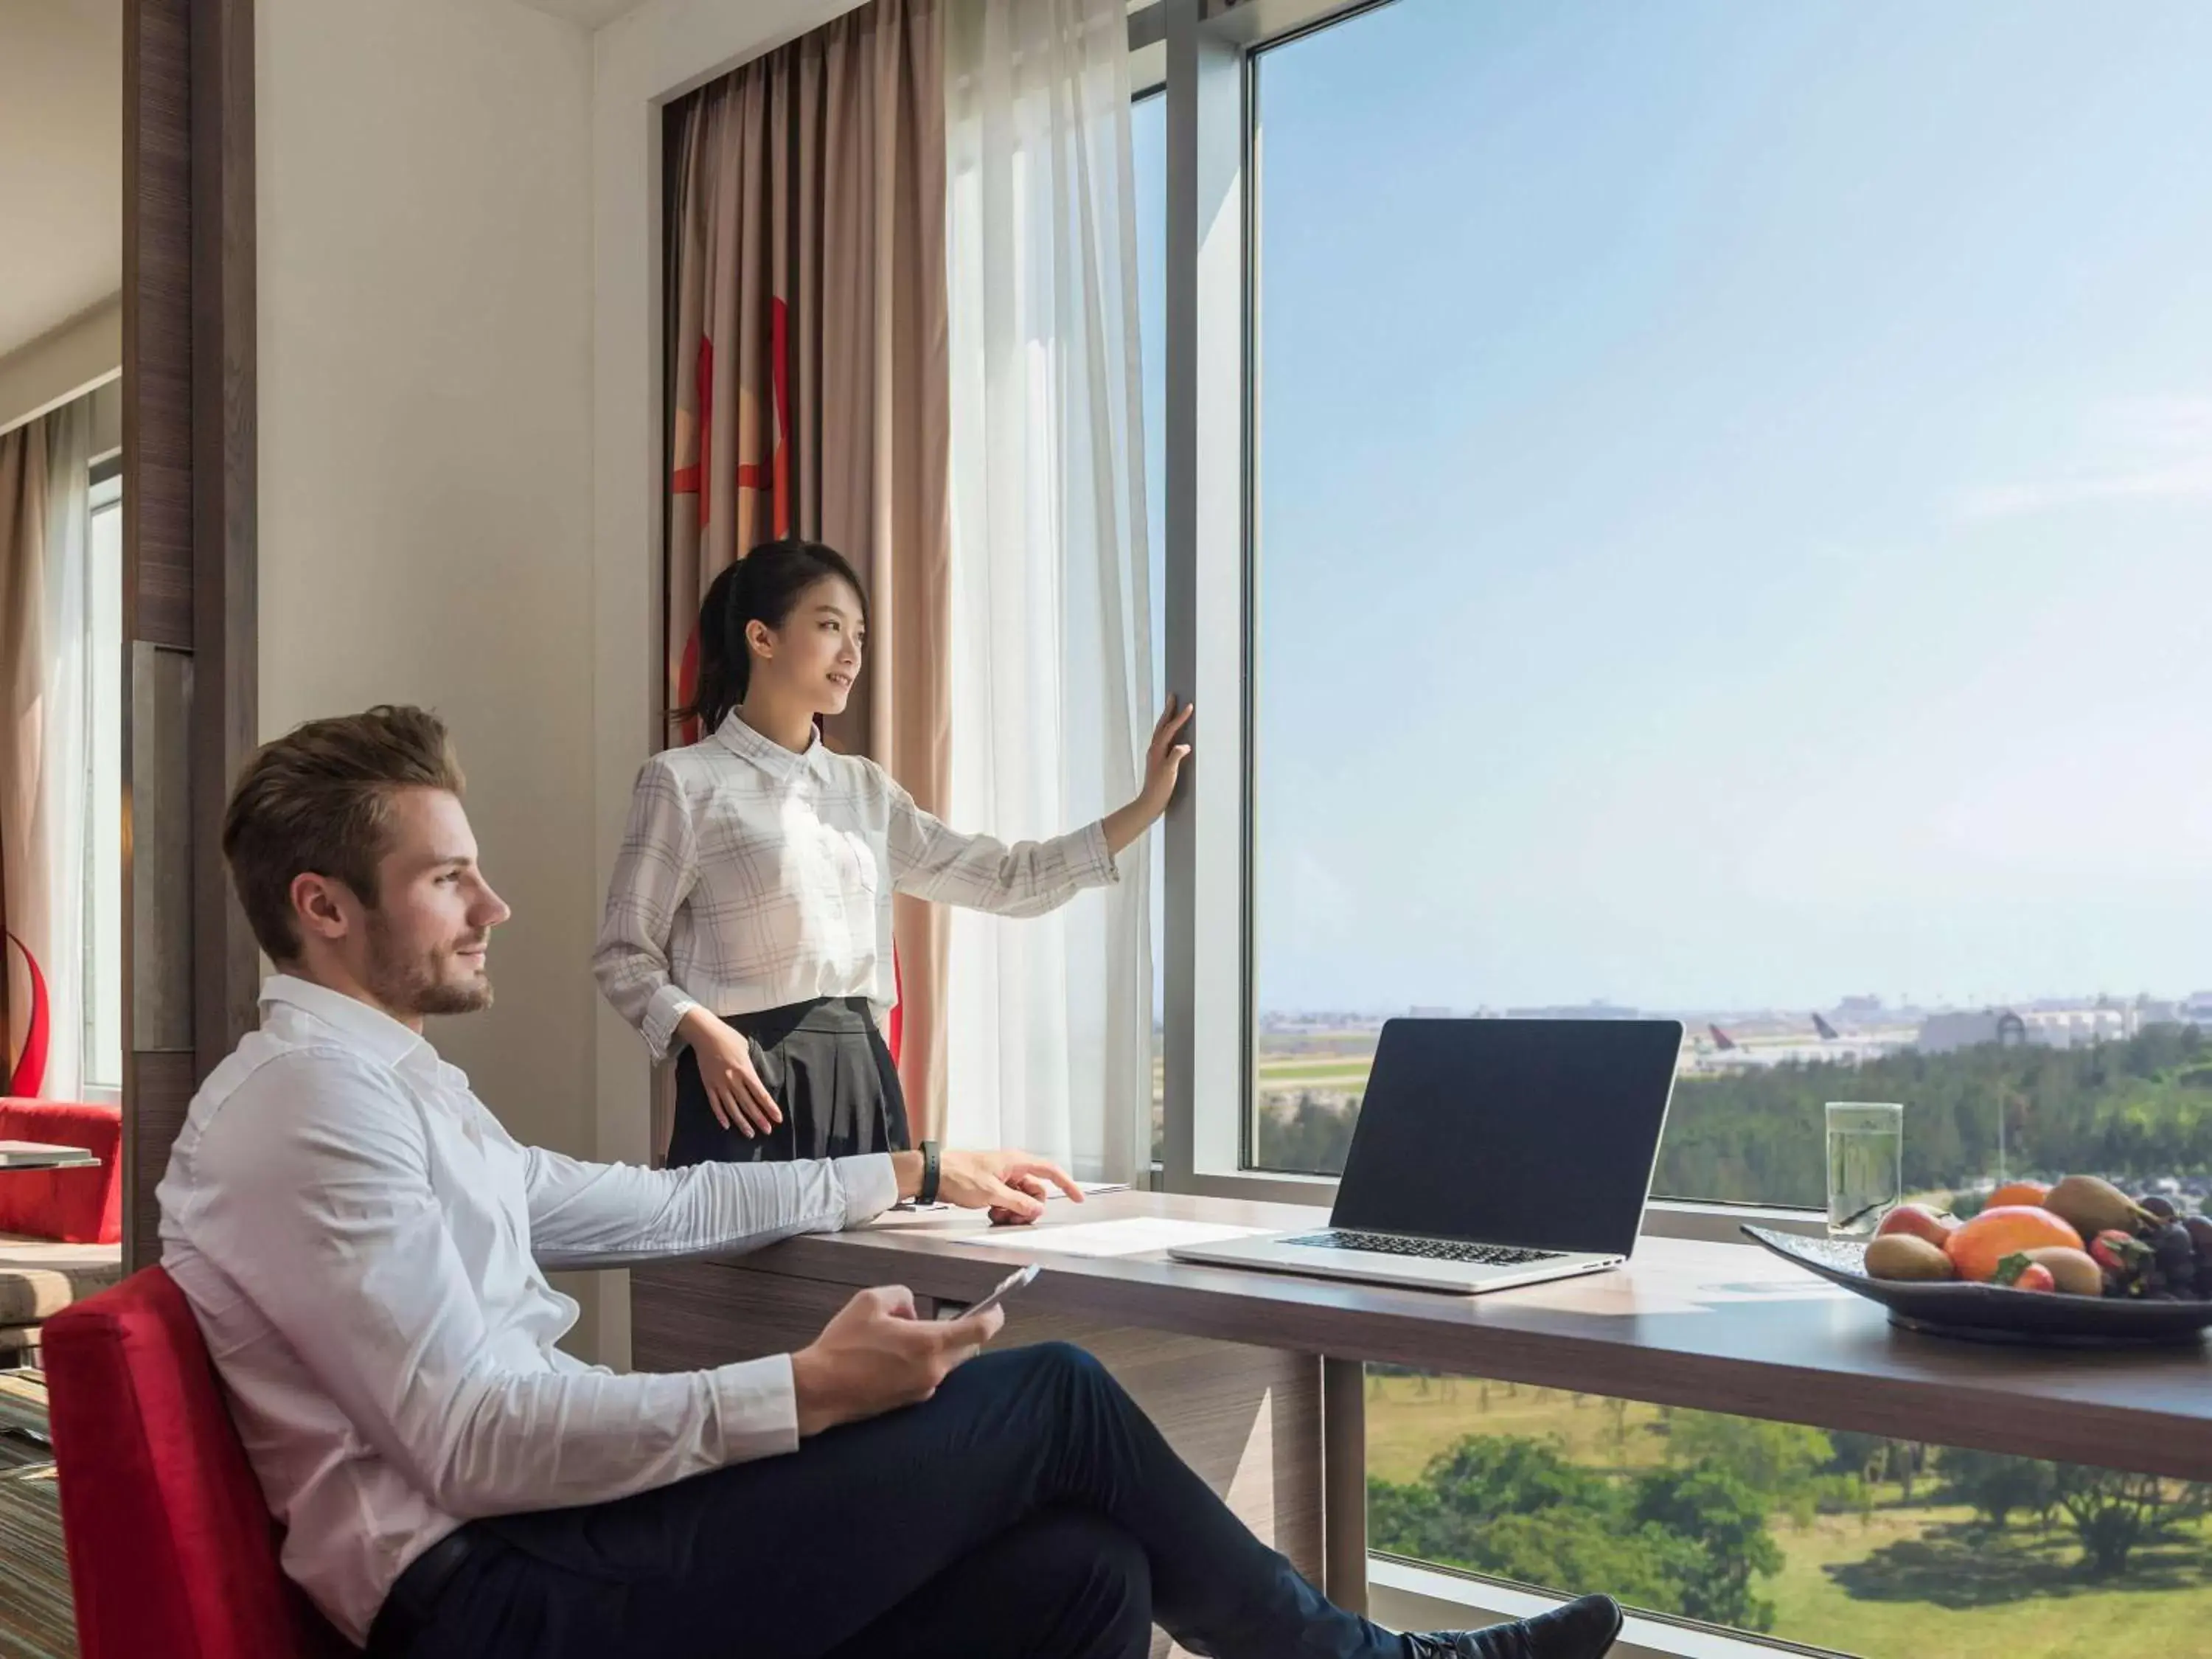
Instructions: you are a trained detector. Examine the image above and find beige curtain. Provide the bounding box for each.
[1,421,52,1093]
[665,0,953,1145]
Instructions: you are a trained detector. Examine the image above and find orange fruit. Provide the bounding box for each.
[1944,1206,2084,1281]
[1986,1180,2051,1209]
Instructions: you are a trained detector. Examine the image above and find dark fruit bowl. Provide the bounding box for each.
[1742,1225,2212,1349]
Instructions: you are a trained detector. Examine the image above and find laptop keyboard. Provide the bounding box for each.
[1279,1229,1566,1267]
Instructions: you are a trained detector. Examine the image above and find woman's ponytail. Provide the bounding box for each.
[673,538,870,737]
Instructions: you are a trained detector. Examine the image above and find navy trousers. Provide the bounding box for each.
[383,1341,1408,1659]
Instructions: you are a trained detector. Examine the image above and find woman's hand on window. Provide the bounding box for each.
[1102,697,1194,855]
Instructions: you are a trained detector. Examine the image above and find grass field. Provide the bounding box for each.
[1765,1506,2212,1658]
[1255,1059,1375,1088]
[1367,1376,2212,1659]
[1366,1374,1674,1481]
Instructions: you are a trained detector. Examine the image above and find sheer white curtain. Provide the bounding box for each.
[38,400,94,1102]
[1,397,94,1100]
[943,0,1152,1180]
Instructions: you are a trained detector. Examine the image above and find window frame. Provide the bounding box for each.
[1135,0,1827,1240]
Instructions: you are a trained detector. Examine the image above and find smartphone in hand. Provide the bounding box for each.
[938,1262,1040,1321]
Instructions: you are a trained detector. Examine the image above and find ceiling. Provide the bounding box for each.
[0,0,121,365]
[507,0,656,28]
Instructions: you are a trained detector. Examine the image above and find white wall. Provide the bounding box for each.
[256,0,871,1369]
[257,0,599,1335]
[0,297,119,437]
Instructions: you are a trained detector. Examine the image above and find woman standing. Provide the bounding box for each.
[595,538,1191,1168]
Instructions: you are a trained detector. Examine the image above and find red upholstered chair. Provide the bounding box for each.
[0,1099,124,1363]
[0,1098,123,1245]
[41,1266,358,1658]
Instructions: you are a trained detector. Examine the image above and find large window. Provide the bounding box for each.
[1368,1367,2212,1657]
[1237,0,2212,1207]
[1143,4,2212,1647]
[82,468,122,1092]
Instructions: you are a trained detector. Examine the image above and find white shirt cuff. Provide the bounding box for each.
[710,1352,800,1459]
[835,1154,901,1229]
[1075,819,1119,888]
[643,985,702,1062]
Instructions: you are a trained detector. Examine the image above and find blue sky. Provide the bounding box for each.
[1135,1,2212,1016]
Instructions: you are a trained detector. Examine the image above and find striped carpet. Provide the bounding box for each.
[0,1371,77,1659]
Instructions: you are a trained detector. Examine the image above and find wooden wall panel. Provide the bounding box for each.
[189,0,262,1075]
[122,0,257,1271]
[129,1051,195,1263]
[123,0,194,652]
[128,642,193,1053]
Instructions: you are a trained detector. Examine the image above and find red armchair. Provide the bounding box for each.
[0,1097,123,1245]
[41,1267,357,1658]
[0,1099,123,1363]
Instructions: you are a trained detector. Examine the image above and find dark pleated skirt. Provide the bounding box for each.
[667,996,911,1167]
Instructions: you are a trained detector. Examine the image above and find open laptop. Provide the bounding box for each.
[1169,1018,1684,1294]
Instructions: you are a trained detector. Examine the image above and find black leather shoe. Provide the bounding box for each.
[1402,1593,1624,1659]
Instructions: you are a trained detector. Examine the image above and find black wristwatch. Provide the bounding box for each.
[918,1140,942,1206]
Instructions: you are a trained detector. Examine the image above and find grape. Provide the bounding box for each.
[2142,1195,2180,1222]
[2185,1217,2212,1276]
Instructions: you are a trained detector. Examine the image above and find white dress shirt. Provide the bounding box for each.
[157,975,898,1645]
[594,712,1121,1060]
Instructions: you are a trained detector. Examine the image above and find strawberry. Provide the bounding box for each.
[1992,1253,2057,1291]
[2088,1239,2141,1283]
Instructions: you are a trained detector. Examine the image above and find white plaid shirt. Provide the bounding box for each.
[595,714,1120,1060]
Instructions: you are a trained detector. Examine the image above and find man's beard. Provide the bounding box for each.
[364,911,493,1018]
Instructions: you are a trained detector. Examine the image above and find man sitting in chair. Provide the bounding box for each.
[158,705,1624,1659]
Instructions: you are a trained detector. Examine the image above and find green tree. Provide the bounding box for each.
[2049,1467,2212,1578]
[1935,1447,2058,1532]
[1665,1412,1828,1503]
[1418,1435,1615,1517]
[1367,1434,1784,1634]
[1253,1092,1358,1174]
[1650,1023,2212,1206]
[1823,1430,1893,1480]
[1630,1466,1783,1631]
[1448,1509,1703,1618]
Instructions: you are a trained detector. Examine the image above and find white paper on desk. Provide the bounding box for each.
[967,1217,1263,1258]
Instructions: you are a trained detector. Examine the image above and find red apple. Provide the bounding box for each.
[1874,1202,1958,1246]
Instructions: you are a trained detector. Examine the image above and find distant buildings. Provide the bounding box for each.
[1915,1009,2031,1054]
[1915,1004,2163,1053]
[1503,1001,1641,1020]
[1258,988,2212,1059]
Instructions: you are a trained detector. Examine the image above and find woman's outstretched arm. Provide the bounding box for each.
[886,700,1192,915]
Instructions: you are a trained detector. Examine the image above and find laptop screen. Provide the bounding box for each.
[1327,1018,1683,1258]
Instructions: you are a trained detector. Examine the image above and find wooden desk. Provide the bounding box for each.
[629,1189,2212,1638]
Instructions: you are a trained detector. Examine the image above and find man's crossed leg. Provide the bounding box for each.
[389,1342,1620,1659]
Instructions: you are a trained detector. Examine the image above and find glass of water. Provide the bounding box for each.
[1826,1102,1904,1238]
